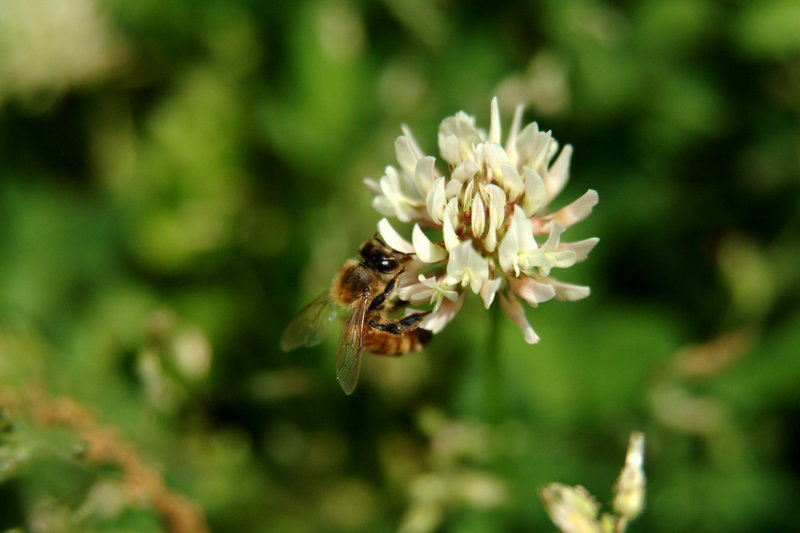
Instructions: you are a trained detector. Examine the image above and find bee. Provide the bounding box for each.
[280,239,432,395]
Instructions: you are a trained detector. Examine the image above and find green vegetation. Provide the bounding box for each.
[1,1,798,531]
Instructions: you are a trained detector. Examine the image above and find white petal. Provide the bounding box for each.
[498,206,538,275]
[412,224,447,263]
[413,156,437,198]
[538,277,591,301]
[446,241,488,294]
[498,212,521,274]
[552,189,599,228]
[505,104,525,166]
[515,123,541,168]
[439,112,482,163]
[401,125,425,159]
[499,291,540,344]
[377,218,414,254]
[371,195,396,218]
[471,192,486,238]
[452,159,479,182]
[397,280,431,303]
[542,221,567,252]
[420,293,465,334]
[484,214,498,253]
[559,237,599,263]
[425,177,447,224]
[443,197,460,229]
[480,277,503,309]
[420,274,459,303]
[461,179,475,214]
[445,178,463,200]
[488,96,501,143]
[544,250,576,272]
[379,166,422,222]
[466,246,490,294]
[442,208,461,251]
[438,133,460,164]
[396,136,422,179]
[545,144,572,200]
[521,167,547,216]
[483,142,511,179]
[501,162,524,201]
[485,184,507,230]
[509,276,556,307]
[363,178,381,195]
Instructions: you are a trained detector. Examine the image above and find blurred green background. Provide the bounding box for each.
[1,0,799,531]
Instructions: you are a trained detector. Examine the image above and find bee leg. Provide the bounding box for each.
[369,311,431,334]
[368,269,406,311]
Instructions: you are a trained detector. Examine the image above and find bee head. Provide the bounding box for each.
[359,240,404,273]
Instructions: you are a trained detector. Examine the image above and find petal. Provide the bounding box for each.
[542,221,567,252]
[420,292,465,334]
[438,132,460,164]
[363,178,381,195]
[485,184,507,230]
[559,237,599,263]
[461,179,475,214]
[396,280,431,303]
[410,156,436,199]
[425,176,447,224]
[452,159,479,182]
[442,207,461,251]
[521,167,547,216]
[501,162,524,201]
[445,177,463,200]
[499,291,540,344]
[480,277,503,309]
[371,195,396,218]
[537,277,591,301]
[377,218,414,254]
[466,246,490,294]
[412,224,447,263]
[443,197,460,230]
[516,124,552,171]
[545,250,577,271]
[483,142,511,180]
[488,96,501,143]
[552,189,598,228]
[439,112,482,163]
[471,192,486,238]
[504,104,525,166]
[401,124,425,160]
[509,276,556,307]
[396,135,422,178]
[446,241,488,294]
[498,212,522,273]
[484,214,498,253]
[545,144,572,200]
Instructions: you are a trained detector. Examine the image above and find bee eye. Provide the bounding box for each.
[377,258,397,272]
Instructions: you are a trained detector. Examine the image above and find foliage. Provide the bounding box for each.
[1,0,799,531]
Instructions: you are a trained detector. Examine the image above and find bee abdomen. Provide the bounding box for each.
[362,328,432,356]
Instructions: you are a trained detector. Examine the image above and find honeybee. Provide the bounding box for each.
[280,239,432,394]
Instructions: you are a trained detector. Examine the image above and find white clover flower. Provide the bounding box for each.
[364,98,599,343]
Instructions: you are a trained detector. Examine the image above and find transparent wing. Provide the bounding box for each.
[336,294,368,395]
[280,291,339,351]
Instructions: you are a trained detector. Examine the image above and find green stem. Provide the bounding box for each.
[485,302,504,422]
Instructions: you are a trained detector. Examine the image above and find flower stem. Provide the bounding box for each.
[485,302,504,422]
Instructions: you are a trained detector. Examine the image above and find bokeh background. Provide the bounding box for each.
[1,0,799,531]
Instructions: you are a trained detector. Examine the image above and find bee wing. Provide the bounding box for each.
[336,293,368,395]
[280,291,339,351]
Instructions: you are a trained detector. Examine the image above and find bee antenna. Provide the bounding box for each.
[373,233,386,246]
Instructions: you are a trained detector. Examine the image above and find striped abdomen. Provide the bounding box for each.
[362,327,432,356]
